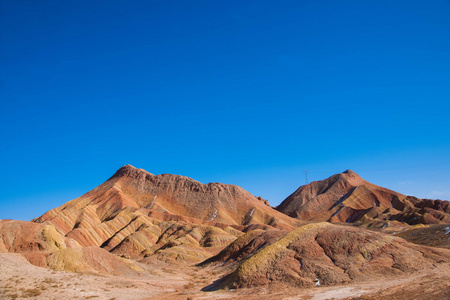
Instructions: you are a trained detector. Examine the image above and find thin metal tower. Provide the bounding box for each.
[303,169,310,185]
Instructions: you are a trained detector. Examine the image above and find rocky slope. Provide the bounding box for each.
[201,229,287,266]
[210,222,450,289]
[276,170,450,226]
[394,224,450,249]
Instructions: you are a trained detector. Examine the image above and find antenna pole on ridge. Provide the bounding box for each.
[303,170,310,185]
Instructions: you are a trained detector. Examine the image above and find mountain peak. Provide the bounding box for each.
[110,164,153,180]
[338,169,364,184]
[119,164,139,171]
[341,169,360,177]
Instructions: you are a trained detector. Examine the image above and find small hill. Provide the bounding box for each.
[276,170,450,226]
[0,220,79,267]
[0,220,143,275]
[214,222,450,289]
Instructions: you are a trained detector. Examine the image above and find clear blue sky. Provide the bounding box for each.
[1,0,449,221]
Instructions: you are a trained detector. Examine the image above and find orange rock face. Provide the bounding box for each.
[276,170,450,225]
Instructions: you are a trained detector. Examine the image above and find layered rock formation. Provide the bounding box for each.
[35,165,297,230]
[0,220,78,267]
[276,170,450,225]
[0,220,143,275]
[31,165,299,265]
[201,229,287,266]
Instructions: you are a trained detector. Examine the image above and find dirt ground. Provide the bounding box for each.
[1,253,449,300]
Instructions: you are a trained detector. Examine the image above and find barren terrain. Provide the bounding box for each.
[1,166,449,299]
[1,252,449,300]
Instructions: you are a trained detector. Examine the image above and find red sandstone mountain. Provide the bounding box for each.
[31,165,299,263]
[36,165,297,230]
[276,170,450,225]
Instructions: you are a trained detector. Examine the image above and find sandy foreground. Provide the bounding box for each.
[1,253,449,300]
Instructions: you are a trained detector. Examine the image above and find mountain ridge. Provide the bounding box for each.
[277,169,449,226]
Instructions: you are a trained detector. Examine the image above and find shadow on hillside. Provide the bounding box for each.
[201,273,232,292]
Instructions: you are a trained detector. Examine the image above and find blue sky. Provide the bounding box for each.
[1,0,449,221]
